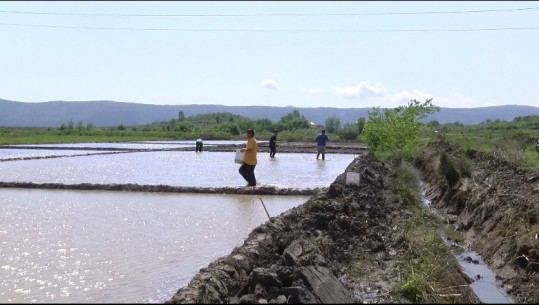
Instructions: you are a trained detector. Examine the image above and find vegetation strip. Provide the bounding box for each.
[0,181,322,196]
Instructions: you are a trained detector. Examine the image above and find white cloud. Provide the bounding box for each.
[436,93,482,108]
[302,88,324,94]
[330,81,478,108]
[331,82,386,99]
[260,79,280,91]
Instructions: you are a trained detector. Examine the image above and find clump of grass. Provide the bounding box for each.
[439,151,460,188]
[392,162,421,207]
[397,267,427,303]
[391,161,468,304]
[456,154,473,178]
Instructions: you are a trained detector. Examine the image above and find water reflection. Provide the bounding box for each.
[0,149,118,160]
[0,188,309,303]
[3,140,245,150]
[0,152,356,189]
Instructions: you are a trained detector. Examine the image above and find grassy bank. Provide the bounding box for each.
[394,162,473,303]
[346,156,476,304]
[0,126,331,144]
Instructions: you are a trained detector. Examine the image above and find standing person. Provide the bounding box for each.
[315,129,329,160]
[195,138,203,152]
[239,129,258,187]
[269,129,278,158]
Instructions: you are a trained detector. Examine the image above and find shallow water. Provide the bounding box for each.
[456,250,512,303]
[0,188,309,303]
[0,142,355,303]
[3,140,245,150]
[0,151,356,188]
[0,149,119,160]
[419,181,512,303]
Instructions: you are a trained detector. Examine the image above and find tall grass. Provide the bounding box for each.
[391,160,466,304]
[429,129,539,170]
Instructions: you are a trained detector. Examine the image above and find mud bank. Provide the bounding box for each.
[0,181,321,196]
[171,141,366,155]
[166,153,478,304]
[416,140,539,303]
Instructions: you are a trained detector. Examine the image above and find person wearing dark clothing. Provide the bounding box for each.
[269,129,278,158]
[195,138,203,152]
[315,130,329,160]
[239,129,258,187]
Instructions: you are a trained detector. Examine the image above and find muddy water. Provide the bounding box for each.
[0,151,355,188]
[419,182,512,304]
[0,149,118,160]
[0,188,309,303]
[2,140,245,150]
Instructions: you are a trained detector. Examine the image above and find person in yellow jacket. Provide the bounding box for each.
[239,128,257,187]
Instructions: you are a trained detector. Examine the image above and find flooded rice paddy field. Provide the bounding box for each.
[0,149,120,161]
[0,151,356,188]
[2,140,246,150]
[0,141,355,303]
[0,188,309,303]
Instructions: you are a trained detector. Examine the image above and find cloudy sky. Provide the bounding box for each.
[1,1,538,108]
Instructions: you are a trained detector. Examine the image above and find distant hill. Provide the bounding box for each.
[1,98,538,128]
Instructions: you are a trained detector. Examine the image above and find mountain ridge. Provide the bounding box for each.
[1,98,538,127]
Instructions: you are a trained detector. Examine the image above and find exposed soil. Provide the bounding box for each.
[166,150,479,304]
[0,181,321,196]
[416,139,539,303]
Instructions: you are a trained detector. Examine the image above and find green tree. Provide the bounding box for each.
[76,121,84,131]
[277,109,310,131]
[178,111,185,121]
[362,99,439,158]
[325,116,341,133]
[338,117,365,140]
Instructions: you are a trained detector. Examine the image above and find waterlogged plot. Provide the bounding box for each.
[0,188,309,303]
[4,140,246,150]
[4,142,192,150]
[0,149,120,161]
[0,151,357,188]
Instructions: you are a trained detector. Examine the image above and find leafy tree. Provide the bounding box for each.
[362,99,439,158]
[277,110,310,131]
[178,111,185,121]
[325,116,341,133]
[76,121,84,131]
[338,117,365,140]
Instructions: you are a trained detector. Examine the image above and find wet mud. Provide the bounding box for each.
[0,181,322,196]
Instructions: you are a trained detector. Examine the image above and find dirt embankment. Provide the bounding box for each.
[166,152,478,304]
[416,140,539,303]
[188,141,367,155]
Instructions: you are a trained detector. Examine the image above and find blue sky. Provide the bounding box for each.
[1,1,538,108]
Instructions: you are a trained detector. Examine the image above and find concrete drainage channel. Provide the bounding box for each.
[419,181,513,304]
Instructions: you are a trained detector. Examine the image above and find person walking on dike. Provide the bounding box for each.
[315,129,329,160]
[239,129,258,187]
[269,129,278,158]
[195,138,203,152]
